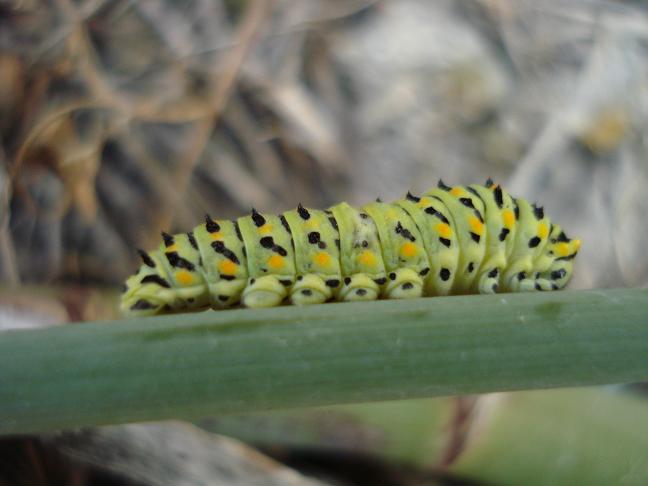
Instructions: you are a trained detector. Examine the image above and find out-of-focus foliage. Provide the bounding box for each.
[0,0,356,285]
[0,422,327,485]
[1,0,647,291]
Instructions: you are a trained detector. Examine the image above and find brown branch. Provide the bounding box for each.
[155,0,277,233]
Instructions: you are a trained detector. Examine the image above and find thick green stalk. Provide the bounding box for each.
[1,288,647,435]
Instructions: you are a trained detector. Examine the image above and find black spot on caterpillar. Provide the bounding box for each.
[121,181,580,315]
[140,275,171,288]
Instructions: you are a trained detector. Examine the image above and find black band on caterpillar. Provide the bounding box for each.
[121,181,581,315]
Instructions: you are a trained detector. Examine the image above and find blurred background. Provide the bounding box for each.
[0,0,647,484]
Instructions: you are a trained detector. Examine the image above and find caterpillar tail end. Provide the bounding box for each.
[120,296,167,317]
[120,274,171,316]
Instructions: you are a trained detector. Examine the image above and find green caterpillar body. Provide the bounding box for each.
[121,180,581,316]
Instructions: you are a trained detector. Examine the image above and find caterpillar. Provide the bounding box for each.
[120,180,581,316]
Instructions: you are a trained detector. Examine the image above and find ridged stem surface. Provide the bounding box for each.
[1,288,647,435]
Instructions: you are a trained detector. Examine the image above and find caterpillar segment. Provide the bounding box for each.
[283,206,341,305]
[464,183,518,295]
[157,231,210,311]
[396,192,459,296]
[500,197,552,292]
[238,210,296,308]
[120,180,581,316]
[363,201,428,299]
[424,181,487,294]
[329,202,386,302]
[194,217,248,309]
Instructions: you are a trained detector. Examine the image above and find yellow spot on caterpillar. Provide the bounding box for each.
[259,224,273,235]
[417,197,430,208]
[468,216,484,235]
[267,255,285,270]
[305,219,320,229]
[502,209,515,229]
[210,232,223,241]
[314,252,331,267]
[556,242,571,257]
[219,260,238,275]
[386,209,398,219]
[400,242,417,258]
[358,250,376,267]
[450,187,464,196]
[436,222,452,238]
[538,222,549,239]
[165,244,178,252]
[176,270,194,285]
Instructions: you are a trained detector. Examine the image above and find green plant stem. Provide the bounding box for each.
[1,288,647,435]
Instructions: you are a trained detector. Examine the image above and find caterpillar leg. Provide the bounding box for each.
[384,268,424,299]
[208,279,247,309]
[505,271,539,292]
[475,268,501,294]
[536,262,574,291]
[338,274,380,302]
[483,266,555,293]
[532,277,554,291]
[290,274,333,305]
[121,295,167,316]
[172,286,211,311]
[242,275,288,308]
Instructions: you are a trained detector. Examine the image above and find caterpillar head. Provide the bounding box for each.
[544,225,581,289]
